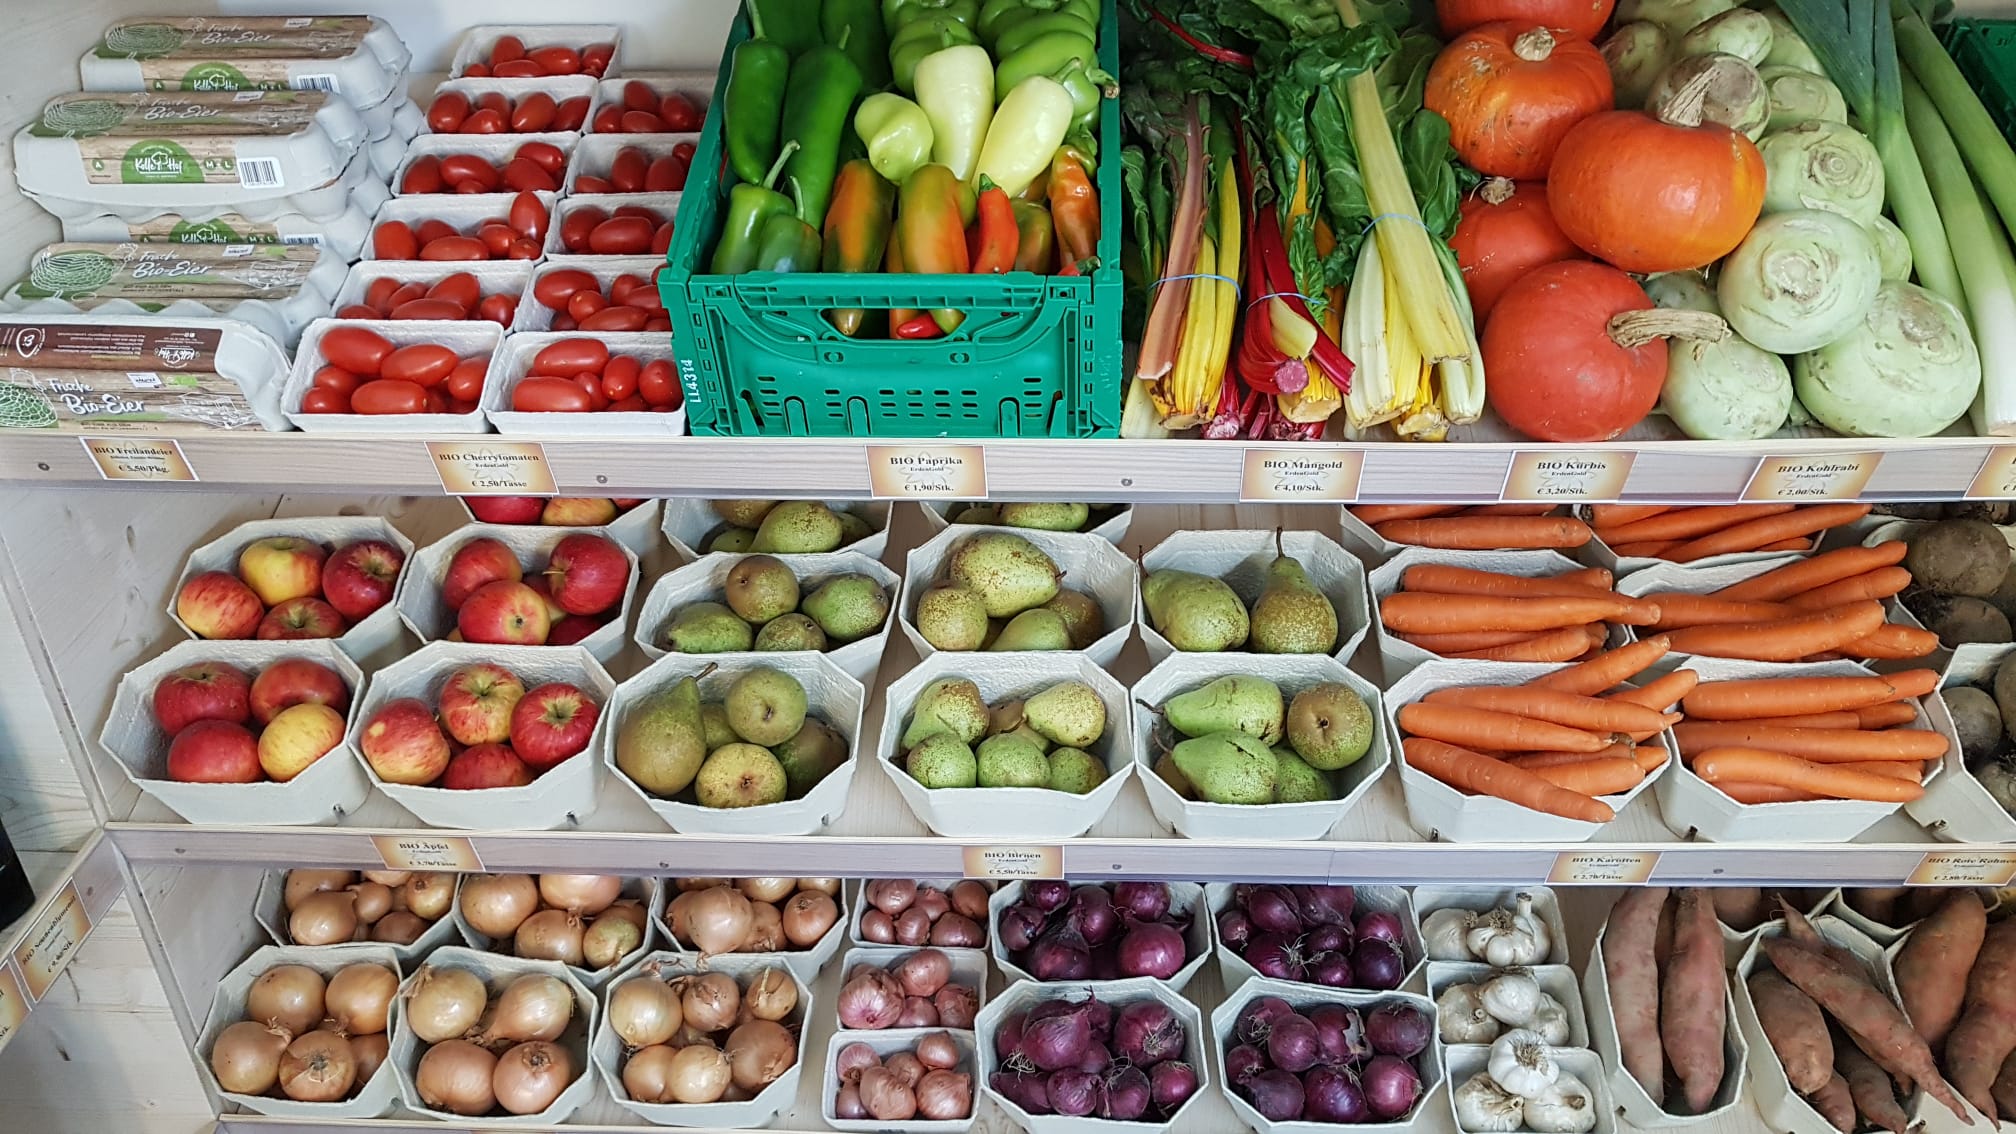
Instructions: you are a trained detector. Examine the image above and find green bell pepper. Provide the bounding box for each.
[778,29,864,229]
[883,0,976,34]
[821,0,891,91]
[710,142,799,275]
[994,30,1096,101]
[750,0,823,57]
[889,12,974,54]
[992,11,1096,60]
[725,4,792,185]
[854,92,935,184]
[754,179,823,272]
[890,21,975,93]
[1057,59,1115,129]
[978,0,1096,43]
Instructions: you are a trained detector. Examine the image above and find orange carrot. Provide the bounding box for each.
[1400,627,1553,653]
[1401,564,1629,601]
[1398,703,1609,752]
[1402,737,1617,822]
[1608,670,1701,712]
[1856,702,1919,729]
[1741,710,1863,730]
[1643,593,1796,630]
[1462,504,1562,516]
[1425,685,1671,733]
[1758,537,1816,552]
[1348,504,1464,525]
[1452,625,1605,662]
[1673,721,1948,763]
[1715,543,1909,603]
[1634,744,1671,773]
[1663,600,1886,661]
[1530,756,1646,796]
[1531,635,1672,695]
[1592,505,1671,526]
[1836,760,1925,782]
[1380,593,1646,634]
[1784,566,1913,608]
[1716,781,1825,804]
[1690,747,1925,802]
[1663,504,1873,562]
[1564,566,1616,589]
[1610,539,1684,558]
[1594,504,1797,545]
[1841,623,1941,659]
[1508,743,1636,770]
[1374,516,1594,550]
[1684,673,1929,719]
[1881,669,1940,700]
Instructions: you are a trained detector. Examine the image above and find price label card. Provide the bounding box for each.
[962,846,1063,880]
[1906,849,2016,886]
[13,882,91,1002]
[1240,449,1364,503]
[79,437,197,481]
[0,962,28,1054]
[866,445,987,499]
[1969,446,2016,499]
[427,440,556,496]
[1547,850,1662,885]
[1743,452,1884,501]
[1502,451,1636,502]
[372,835,484,872]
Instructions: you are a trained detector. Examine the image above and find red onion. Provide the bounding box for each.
[1225,1043,1266,1083]
[1307,951,1355,988]
[1024,880,1070,912]
[1355,909,1406,946]
[1243,885,1301,935]
[915,1068,972,1121]
[1366,1002,1432,1058]
[866,879,916,916]
[995,1011,1026,1059]
[1022,926,1091,982]
[1150,1060,1198,1113]
[1048,1068,1100,1116]
[1217,908,1252,950]
[1018,1001,1092,1071]
[1067,887,1118,947]
[933,984,978,1028]
[928,912,983,948]
[1310,1003,1370,1066]
[1089,941,1121,981]
[860,908,896,944]
[894,949,951,998]
[1235,996,1296,1046]
[998,904,1045,952]
[1363,1053,1422,1118]
[1100,1065,1150,1120]
[834,1084,868,1119]
[1351,938,1406,991]
[894,906,931,945]
[1112,1000,1184,1067]
[990,1069,1051,1115]
[1268,1013,1321,1073]
[897,996,939,1027]
[1082,996,1113,1043]
[1305,922,1353,955]
[1076,1040,1112,1074]
[1117,919,1187,980]
[1111,882,1171,923]
[837,969,904,1030]
[1242,1068,1305,1121]
[836,1041,879,1083]
[1306,1065,1372,1122]
[1244,933,1306,982]
[1294,884,1356,926]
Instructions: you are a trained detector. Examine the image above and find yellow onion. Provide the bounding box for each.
[370,911,427,945]
[781,890,838,948]
[667,1044,732,1103]
[493,1040,574,1115]
[415,1039,496,1115]
[211,1020,290,1095]
[725,1019,796,1090]
[622,1044,682,1103]
[736,877,797,903]
[679,971,740,1033]
[741,901,785,952]
[680,887,753,955]
[351,1032,390,1083]
[583,912,645,970]
[278,1029,356,1102]
[609,976,682,1048]
[485,973,574,1044]
[347,881,393,925]
[460,874,539,939]
[401,873,455,921]
[284,869,355,911]
[362,870,410,887]
[289,891,358,946]
[537,874,623,915]
[246,964,326,1036]
[796,877,841,896]
[743,968,797,1022]
[514,909,587,966]
[324,962,398,1037]
[405,966,487,1044]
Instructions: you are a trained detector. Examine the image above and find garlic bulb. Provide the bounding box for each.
[1529,993,1573,1046]
[1525,1070,1598,1133]
[1468,894,1551,966]
[1480,971,1542,1026]
[1438,982,1502,1044]
[1454,1071,1526,1133]
[1487,1028,1560,1097]
[1423,907,1480,961]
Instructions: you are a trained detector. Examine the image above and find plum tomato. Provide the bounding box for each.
[601,354,641,400]
[373,221,419,259]
[510,92,557,132]
[659,93,702,131]
[462,108,507,134]
[517,141,566,177]
[491,58,541,78]
[477,294,517,325]
[512,376,596,412]
[501,156,557,193]
[526,45,581,75]
[589,216,653,255]
[581,42,615,76]
[381,344,460,387]
[445,358,489,402]
[508,192,549,242]
[553,97,590,131]
[581,305,648,332]
[566,289,607,322]
[428,272,481,310]
[312,365,361,395]
[420,235,490,261]
[534,268,598,311]
[639,359,679,408]
[350,379,431,414]
[300,387,352,413]
[401,155,445,194]
[531,339,609,376]
[390,297,468,320]
[426,92,470,133]
[489,35,526,64]
[321,327,395,376]
[611,147,647,192]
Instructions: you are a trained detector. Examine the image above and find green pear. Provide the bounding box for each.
[947,532,1061,616]
[916,583,990,651]
[1250,533,1338,654]
[834,509,874,546]
[700,704,738,752]
[1024,680,1107,748]
[707,527,757,553]
[725,667,807,746]
[1171,731,1279,805]
[1143,569,1249,651]
[976,733,1050,787]
[662,601,755,653]
[711,500,777,529]
[750,501,844,553]
[1163,675,1284,742]
[724,554,800,624]
[617,676,708,797]
[1152,751,1197,799]
[951,504,999,524]
[694,743,789,808]
[902,677,989,748]
[753,613,827,652]
[980,618,1004,650]
[771,718,847,796]
[988,700,1026,736]
[999,502,1090,531]
[907,733,978,788]
[1273,748,1335,803]
[1287,683,1374,770]
[1042,589,1106,650]
[1046,747,1108,794]
[802,574,888,643]
[988,608,1072,651]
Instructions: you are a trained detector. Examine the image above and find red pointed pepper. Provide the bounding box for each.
[967,177,1019,274]
[897,163,973,332]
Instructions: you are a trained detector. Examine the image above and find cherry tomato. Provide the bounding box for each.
[507,237,543,260]
[560,206,606,254]
[501,157,557,193]
[490,35,526,64]
[336,303,380,319]
[575,174,614,194]
[572,373,611,411]
[373,221,419,259]
[475,296,513,327]
[401,155,444,194]
[427,272,480,310]
[300,387,351,413]
[390,297,468,320]
[477,92,511,117]
[312,365,361,394]
[553,97,590,131]
[533,268,598,312]
[416,219,458,246]
[364,277,402,309]
[620,110,665,133]
[510,92,557,133]
[613,204,661,222]
[590,216,654,255]
[582,306,648,332]
[351,379,430,414]
[646,314,673,333]
[446,397,479,415]
[476,223,519,258]
[659,93,702,131]
[609,274,644,304]
[621,82,657,113]
[591,106,624,134]
[527,45,581,75]
[611,147,647,193]
[582,43,616,77]
[645,154,688,192]
[631,286,667,313]
[601,354,641,400]
[440,154,499,191]
[321,327,395,376]
[426,92,471,133]
[639,359,679,408]
[491,58,542,78]
[651,222,674,255]
[445,358,489,402]
[566,290,608,322]
[513,376,596,412]
[551,313,578,331]
[382,344,460,387]
[508,192,549,242]
[532,339,609,376]
[425,387,450,413]
[462,108,507,134]
[421,235,490,261]
[384,282,428,310]
[463,62,491,78]
[516,141,566,177]
[608,395,648,412]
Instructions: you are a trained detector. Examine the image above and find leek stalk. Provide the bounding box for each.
[1894,6,2016,246]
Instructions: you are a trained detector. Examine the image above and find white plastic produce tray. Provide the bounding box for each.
[398,522,640,664]
[284,318,500,435]
[481,331,686,437]
[169,514,416,664]
[662,499,892,562]
[1137,529,1370,667]
[900,526,1136,667]
[632,550,897,682]
[393,947,598,1126]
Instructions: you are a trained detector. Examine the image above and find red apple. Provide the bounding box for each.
[612,498,645,511]
[322,539,404,620]
[257,702,346,782]
[509,682,599,771]
[238,536,327,606]
[439,742,533,789]
[258,597,347,640]
[176,571,265,639]
[541,497,618,526]
[545,533,629,616]
[546,614,601,647]
[438,662,526,746]
[442,536,523,610]
[166,719,262,783]
[360,697,452,785]
[249,658,350,725]
[524,575,569,623]
[457,580,552,645]
[465,496,548,524]
[152,661,253,735]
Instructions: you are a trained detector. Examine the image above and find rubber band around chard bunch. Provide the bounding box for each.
[1149,272,1242,297]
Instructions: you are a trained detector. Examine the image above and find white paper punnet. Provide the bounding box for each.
[451,876,656,987]
[563,134,698,195]
[1132,654,1389,842]
[394,947,597,1126]
[1445,1043,1613,1134]
[388,130,581,199]
[482,331,686,437]
[169,515,416,664]
[454,498,662,558]
[450,26,625,82]
[1138,530,1370,667]
[542,191,679,259]
[879,652,1134,839]
[79,16,413,111]
[1426,961,1590,1048]
[0,312,290,431]
[252,870,459,963]
[1585,922,1748,1126]
[822,1026,980,1134]
[1732,916,1899,1134]
[285,318,500,434]
[363,191,559,263]
[1207,883,1422,992]
[850,879,988,948]
[99,638,369,826]
[647,882,848,984]
[837,944,990,1028]
[662,498,893,562]
[330,258,531,328]
[398,523,640,665]
[901,526,1136,667]
[601,651,866,836]
[1915,644,2016,843]
[1368,548,1616,681]
[1213,978,1443,1134]
[510,256,663,332]
[346,641,613,830]
[988,881,1211,992]
[977,976,1212,1134]
[62,201,380,261]
[195,943,409,1118]
[632,550,897,683]
[584,74,716,132]
[1411,886,1572,966]
[916,502,1134,545]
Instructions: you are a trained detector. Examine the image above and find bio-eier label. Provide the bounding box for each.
[1240,449,1364,502]
[1906,849,2016,886]
[1502,451,1635,502]
[372,835,483,872]
[13,881,91,1001]
[81,437,197,480]
[867,445,987,499]
[1547,850,1661,885]
[428,440,555,495]
[1969,446,2016,499]
[1743,453,1884,500]
[962,845,1063,880]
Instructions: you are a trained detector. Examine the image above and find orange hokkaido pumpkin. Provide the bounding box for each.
[1449,179,1588,322]
[1425,23,1614,180]
[1437,0,1615,40]
[1546,91,1766,273]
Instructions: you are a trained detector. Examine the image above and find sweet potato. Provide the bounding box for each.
[1836,1036,1911,1134]
[1605,886,1670,1105]
[1844,887,1909,927]
[1663,889,1728,1113]
[1763,937,1974,1122]
[1778,897,1863,971]
[1946,918,2016,1122]
[1808,1070,1857,1133]
[1751,969,1834,1094]
[1992,1051,2016,1124]
[1711,887,1769,931]
[1893,889,1987,1048]
[1655,895,1676,966]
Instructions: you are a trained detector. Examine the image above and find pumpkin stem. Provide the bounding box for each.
[1653,66,1714,129]
[1479,177,1516,206]
[1606,309,1731,350]
[1512,26,1557,62]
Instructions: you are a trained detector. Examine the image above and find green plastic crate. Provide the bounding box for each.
[659,1,1123,438]
[1942,19,2016,146]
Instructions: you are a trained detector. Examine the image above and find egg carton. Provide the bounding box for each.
[62,200,380,261]
[1215,979,1444,1134]
[977,976,1212,1134]
[916,502,1134,546]
[0,312,291,433]
[1137,529,1371,667]
[900,526,1136,667]
[1731,916,1902,1134]
[389,132,579,198]
[562,134,697,195]
[393,948,598,1126]
[168,514,416,664]
[363,191,560,262]
[284,318,501,434]
[822,1027,979,1134]
[631,550,897,682]
[987,881,1211,992]
[80,15,414,111]
[3,241,345,346]
[252,870,459,963]
[542,192,678,260]
[398,523,640,665]
[481,331,685,437]
[1208,883,1422,993]
[450,25,625,82]
[510,257,663,333]
[662,499,892,562]
[1367,548,1626,682]
[450,876,658,988]
[330,259,533,323]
